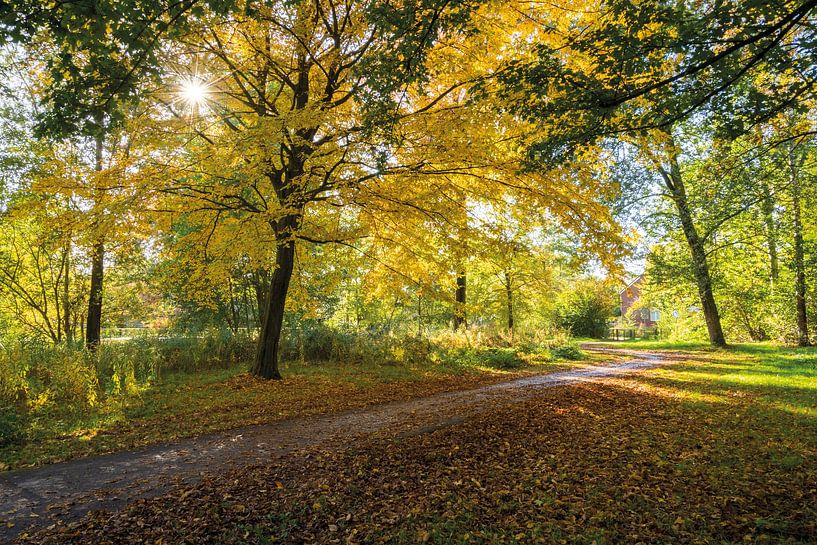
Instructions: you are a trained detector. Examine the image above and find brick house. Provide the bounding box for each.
[620,275,659,327]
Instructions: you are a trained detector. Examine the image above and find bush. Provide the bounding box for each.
[279,322,442,366]
[0,333,260,453]
[0,405,24,447]
[478,348,524,369]
[554,279,616,339]
[155,331,254,373]
[0,342,29,406]
[550,344,585,361]
[279,325,575,370]
[4,342,99,408]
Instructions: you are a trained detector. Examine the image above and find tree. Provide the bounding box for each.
[495,0,817,158]
[4,0,633,376]
[491,1,817,346]
[637,128,726,346]
[3,0,489,377]
[0,204,86,343]
[629,112,817,343]
[554,278,616,339]
[781,129,813,346]
[140,0,500,378]
[85,131,105,348]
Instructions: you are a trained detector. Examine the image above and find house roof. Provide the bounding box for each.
[619,274,644,295]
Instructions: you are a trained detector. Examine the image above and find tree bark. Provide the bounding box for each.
[85,241,104,347]
[761,182,779,285]
[251,268,270,328]
[252,240,295,380]
[453,269,466,330]
[790,152,810,346]
[504,270,514,333]
[252,217,298,379]
[658,137,726,347]
[62,243,72,343]
[85,132,105,349]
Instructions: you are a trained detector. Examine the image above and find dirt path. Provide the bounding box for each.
[0,346,670,541]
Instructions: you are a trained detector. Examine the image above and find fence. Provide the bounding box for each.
[608,327,660,340]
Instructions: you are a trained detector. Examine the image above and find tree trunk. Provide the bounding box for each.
[252,219,298,379]
[386,296,399,332]
[85,133,104,349]
[756,126,780,287]
[85,241,104,347]
[417,293,423,336]
[453,269,466,330]
[504,270,514,333]
[762,188,779,283]
[226,277,239,334]
[790,154,810,346]
[453,193,468,331]
[761,182,779,285]
[241,281,253,335]
[251,268,270,328]
[63,243,72,343]
[660,139,726,347]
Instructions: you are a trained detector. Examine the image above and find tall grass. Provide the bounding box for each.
[0,332,256,446]
[279,322,576,368]
[0,325,578,448]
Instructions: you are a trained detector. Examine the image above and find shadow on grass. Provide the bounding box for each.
[625,344,817,415]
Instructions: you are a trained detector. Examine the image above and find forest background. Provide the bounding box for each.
[0,0,815,465]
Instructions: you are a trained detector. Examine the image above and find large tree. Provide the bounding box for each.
[1,0,484,377]
[3,0,631,376]
[492,0,817,346]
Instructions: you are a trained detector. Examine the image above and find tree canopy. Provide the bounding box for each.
[0,0,814,380]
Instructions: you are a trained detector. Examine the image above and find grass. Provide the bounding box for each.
[1,345,600,470]
[21,342,817,545]
[590,337,715,350]
[636,342,817,416]
[593,340,817,425]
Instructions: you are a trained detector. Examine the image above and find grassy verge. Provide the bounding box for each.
[1,346,600,470]
[588,337,714,350]
[18,343,817,544]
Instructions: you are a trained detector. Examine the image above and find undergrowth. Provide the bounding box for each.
[0,325,582,469]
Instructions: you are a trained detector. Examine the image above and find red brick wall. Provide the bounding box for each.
[620,277,643,317]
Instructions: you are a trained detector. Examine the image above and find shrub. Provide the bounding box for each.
[0,405,25,447]
[478,348,524,369]
[153,331,254,373]
[0,342,29,406]
[5,342,99,408]
[550,344,585,361]
[554,279,616,339]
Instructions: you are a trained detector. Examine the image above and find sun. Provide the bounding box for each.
[180,78,209,108]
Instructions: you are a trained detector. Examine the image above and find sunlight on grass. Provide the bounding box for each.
[613,377,731,404]
[665,369,817,390]
[770,401,817,417]
[622,344,817,422]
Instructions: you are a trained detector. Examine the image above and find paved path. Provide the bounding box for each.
[0,346,670,541]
